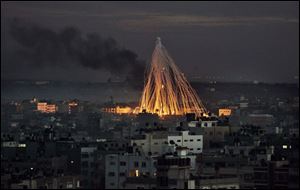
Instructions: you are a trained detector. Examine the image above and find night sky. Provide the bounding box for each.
[1,1,299,83]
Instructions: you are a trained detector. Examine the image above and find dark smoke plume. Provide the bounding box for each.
[9,18,145,88]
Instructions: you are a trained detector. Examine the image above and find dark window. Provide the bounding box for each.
[81,161,88,167]
[184,182,188,189]
[119,172,125,176]
[120,161,126,166]
[110,161,115,165]
[184,140,188,142]
[81,170,88,175]
[142,162,146,167]
[158,176,168,186]
[177,140,181,142]
[81,153,89,158]
[190,139,194,142]
[134,162,139,167]
[108,172,115,177]
[197,139,201,141]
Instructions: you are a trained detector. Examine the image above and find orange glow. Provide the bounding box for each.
[37,102,57,113]
[116,106,132,114]
[102,106,133,114]
[138,38,207,117]
[218,108,232,116]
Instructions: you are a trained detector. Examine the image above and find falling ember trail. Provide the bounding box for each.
[138,37,208,117]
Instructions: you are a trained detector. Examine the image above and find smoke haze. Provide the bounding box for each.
[8,19,145,87]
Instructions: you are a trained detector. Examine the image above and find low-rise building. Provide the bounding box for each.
[37,102,57,113]
[131,131,169,156]
[105,151,155,189]
[168,131,203,154]
[156,147,195,189]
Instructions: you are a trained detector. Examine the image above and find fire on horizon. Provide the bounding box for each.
[138,38,208,117]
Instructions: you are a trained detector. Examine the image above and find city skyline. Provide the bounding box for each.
[1,2,299,189]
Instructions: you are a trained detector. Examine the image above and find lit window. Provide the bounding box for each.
[135,170,139,177]
[282,145,288,149]
[129,170,136,177]
[18,144,26,148]
[67,183,73,189]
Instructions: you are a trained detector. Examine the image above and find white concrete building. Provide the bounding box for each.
[105,152,155,189]
[131,131,169,156]
[168,131,203,154]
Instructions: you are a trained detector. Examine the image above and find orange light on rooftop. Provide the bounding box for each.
[37,102,57,113]
[102,106,133,114]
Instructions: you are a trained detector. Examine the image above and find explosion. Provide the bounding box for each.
[138,38,207,117]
